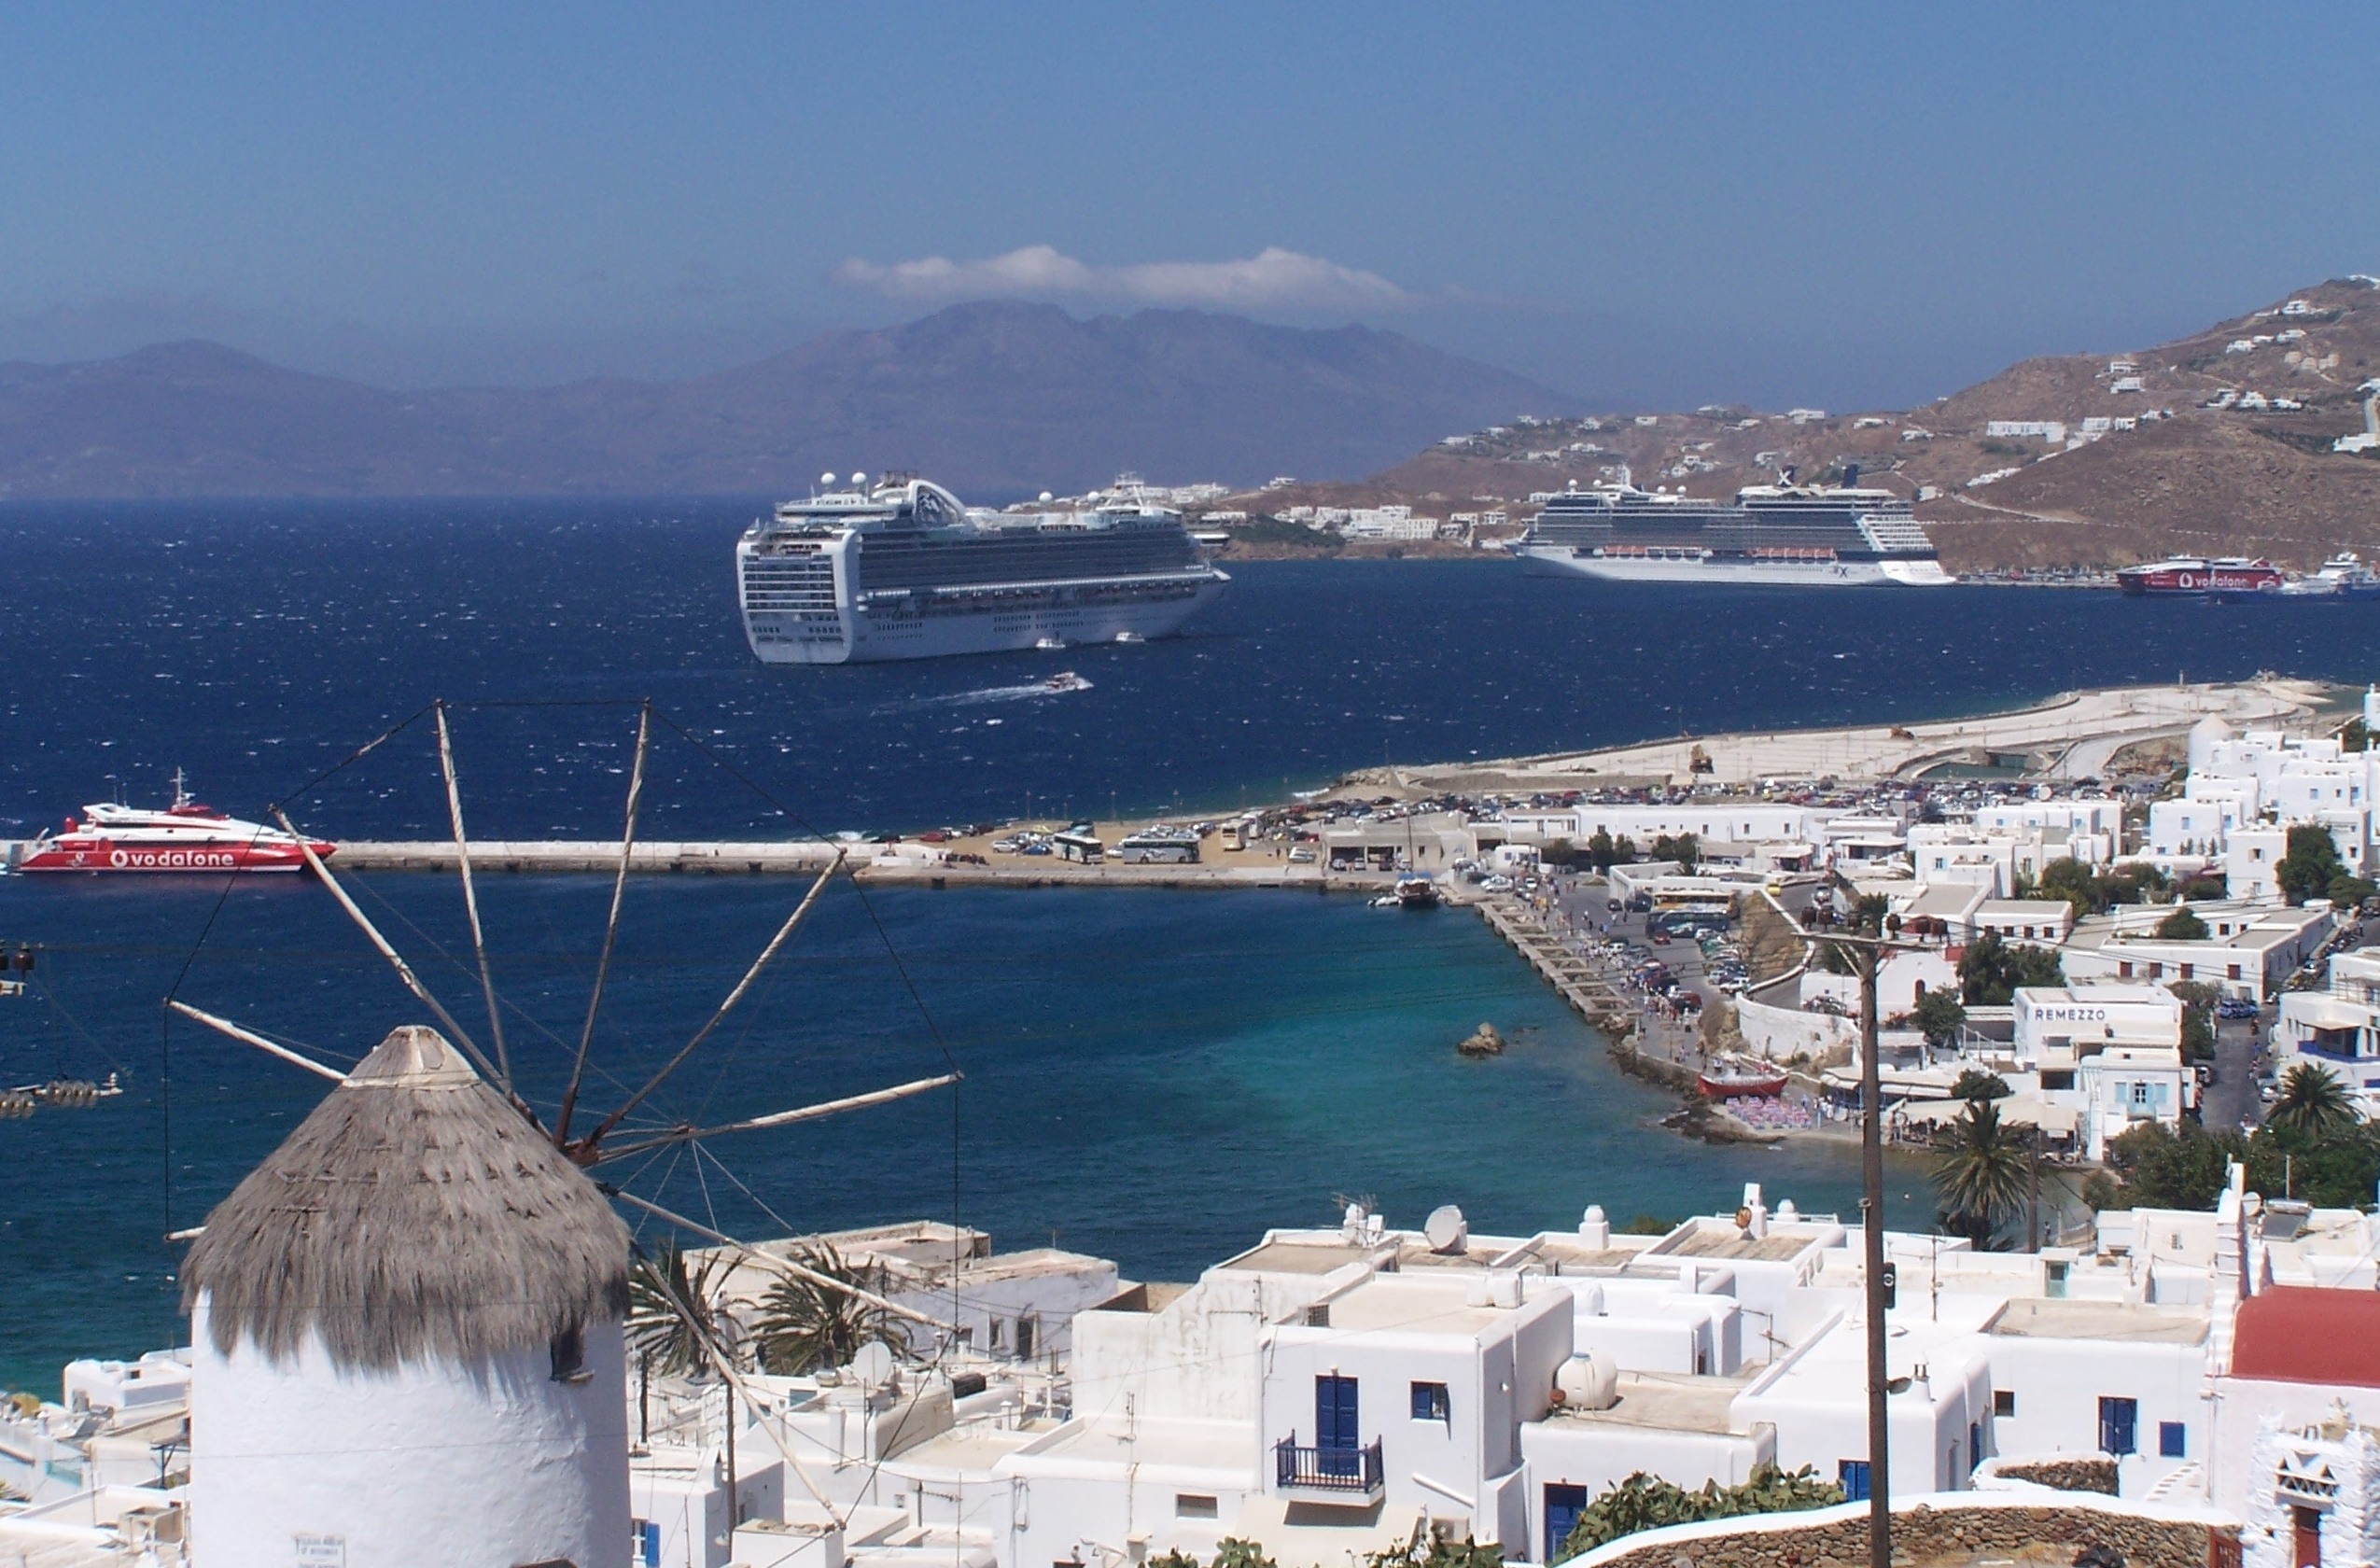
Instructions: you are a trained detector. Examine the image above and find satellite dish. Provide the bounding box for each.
[849,1340,896,1388]
[820,472,838,486]
[1039,491,1055,503]
[850,471,869,488]
[1423,1205,1468,1254]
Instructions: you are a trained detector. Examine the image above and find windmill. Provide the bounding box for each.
[163,699,968,1550]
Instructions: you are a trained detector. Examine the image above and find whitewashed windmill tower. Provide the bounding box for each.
[166,702,961,1564]
[181,1024,634,1568]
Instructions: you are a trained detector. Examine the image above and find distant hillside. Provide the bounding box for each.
[0,302,1572,500]
[1266,277,2380,571]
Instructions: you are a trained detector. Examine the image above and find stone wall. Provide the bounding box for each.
[1588,1503,2225,1568]
[1994,1458,2121,1495]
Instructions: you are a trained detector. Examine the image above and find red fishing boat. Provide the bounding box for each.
[14,772,335,875]
[2115,557,2285,596]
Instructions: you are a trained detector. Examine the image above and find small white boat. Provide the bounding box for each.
[1034,636,1068,651]
[1043,671,1092,693]
[1113,630,1144,644]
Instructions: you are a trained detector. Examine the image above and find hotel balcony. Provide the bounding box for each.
[1274,1437,1384,1501]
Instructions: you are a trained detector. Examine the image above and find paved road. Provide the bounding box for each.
[2202,1011,2265,1133]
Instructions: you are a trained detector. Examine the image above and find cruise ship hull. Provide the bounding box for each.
[1518,547,1953,587]
[745,574,1228,665]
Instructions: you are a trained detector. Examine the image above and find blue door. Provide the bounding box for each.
[1545,1484,1589,1559]
[2099,1397,2137,1456]
[1317,1375,1360,1477]
[1838,1460,1870,1502]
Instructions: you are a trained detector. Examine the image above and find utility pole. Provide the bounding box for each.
[2027,1123,2042,1253]
[1797,897,1898,1568]
[1856,938,1890,1568]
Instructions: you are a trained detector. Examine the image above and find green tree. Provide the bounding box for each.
[1612,834,1640,864]
[1957,930,2065,1005]
[2171,980,2219,1063]
[628,1243,735,1376]
[2098,1121,2245,1211]
[2267,1063,2357,1139]
[1914,989,1968,1048]
[1583,829,1618,871]
[1542,838,1577,868]
[2277,825,2349,906]
[752,1243,906,1376]
[1649,833,1699,872]
[2177,873,2229,902]
[2037,857,2104,917]
[1554,1466,1841,1561]
[1952,1067,2011,1100]
[2155,906,2209,941]
[1932,1097,2029,1246]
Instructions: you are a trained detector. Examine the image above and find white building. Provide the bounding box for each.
[2011,986,2191,1156]
[2275,946,2380,1118]
[2060,902,2335,1001]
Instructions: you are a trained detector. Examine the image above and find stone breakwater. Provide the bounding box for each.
[1579,1501,2231,1568]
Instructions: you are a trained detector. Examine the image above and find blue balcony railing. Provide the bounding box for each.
[1275,1436,1384,1494]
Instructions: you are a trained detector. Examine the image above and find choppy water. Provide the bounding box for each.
[1,497,2374,1390]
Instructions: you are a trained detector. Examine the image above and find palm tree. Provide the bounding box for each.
[752,1242,905,1376]
[628,1242,735,1376]
[2267,1063,2357,1138]
[1932,1097,2028,1246]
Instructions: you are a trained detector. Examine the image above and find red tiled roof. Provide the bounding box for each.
[2233,1287,2380,1387]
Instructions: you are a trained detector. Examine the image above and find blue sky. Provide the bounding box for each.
[3,5,2375,409]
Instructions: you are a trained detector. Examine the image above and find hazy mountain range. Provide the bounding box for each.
[0,302,1571,500]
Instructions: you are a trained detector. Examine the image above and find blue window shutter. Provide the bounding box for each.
[2160,1421,2186,1459]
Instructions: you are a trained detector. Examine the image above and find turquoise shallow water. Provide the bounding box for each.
[0,873,1927,1392]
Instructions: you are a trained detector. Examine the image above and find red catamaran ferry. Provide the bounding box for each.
[14,772,336,875]
[2115,556,2286,597]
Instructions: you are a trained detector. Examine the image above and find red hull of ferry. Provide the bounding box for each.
[2116,559,2285,596]
[17,837,333,874]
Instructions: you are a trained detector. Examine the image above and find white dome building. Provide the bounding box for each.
[183,1026,633,1568]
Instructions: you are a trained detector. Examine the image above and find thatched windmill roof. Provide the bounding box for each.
[184,1025,631,1370]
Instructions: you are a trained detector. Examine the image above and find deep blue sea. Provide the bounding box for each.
[3,497,2376,1391]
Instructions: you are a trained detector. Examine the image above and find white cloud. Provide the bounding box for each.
[833,245,1412,313]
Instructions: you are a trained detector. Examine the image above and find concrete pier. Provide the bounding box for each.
[333,840,844,874]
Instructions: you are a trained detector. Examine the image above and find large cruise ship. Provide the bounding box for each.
[1513,469,1953,587]
[737,474,1230,665]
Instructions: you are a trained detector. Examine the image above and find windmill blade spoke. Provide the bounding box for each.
[594,1071,960,1163]
[273,806,516,1098]
[605,1186,953,1330]
[581,849,846,1154]
[556,700,650,1141]
[436,702,511,1089]
[165,1000,346,1083]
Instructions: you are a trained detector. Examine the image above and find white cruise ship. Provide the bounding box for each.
[737,474,1230,665]
[1514,469,1953,587]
